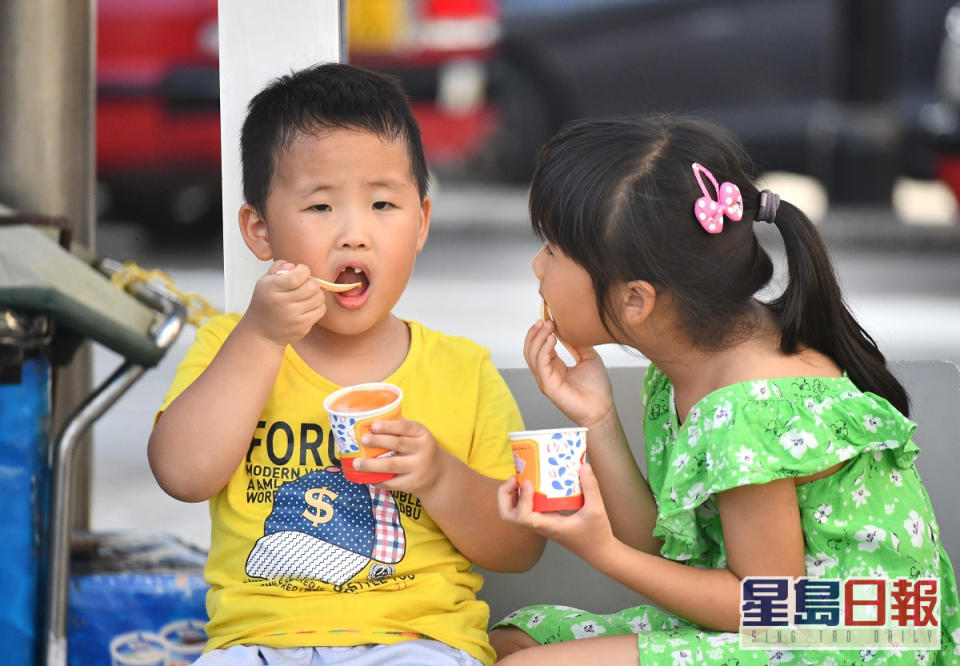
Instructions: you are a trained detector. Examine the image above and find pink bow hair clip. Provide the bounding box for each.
[691,162,743,234]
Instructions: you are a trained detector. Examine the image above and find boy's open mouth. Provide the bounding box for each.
[334,265,369,300]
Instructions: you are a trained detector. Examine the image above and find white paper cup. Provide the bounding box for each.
[509,427,587,512]
[160,618,207,665]
[109,631,165,666]
[323,382,403,484]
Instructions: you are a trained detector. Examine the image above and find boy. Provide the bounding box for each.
[148,63,544,665]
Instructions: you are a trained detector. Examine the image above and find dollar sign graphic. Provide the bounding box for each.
[302,487,338,527]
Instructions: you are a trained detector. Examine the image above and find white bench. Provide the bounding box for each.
[478,361,960,626]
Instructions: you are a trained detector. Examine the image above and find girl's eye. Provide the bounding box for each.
[543,243,554,256]
[309,204,331,212]
[373,201,394,211]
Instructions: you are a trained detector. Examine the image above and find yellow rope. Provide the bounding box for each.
[110,262,221,327]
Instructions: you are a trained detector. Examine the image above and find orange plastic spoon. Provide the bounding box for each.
[276,269,361,293]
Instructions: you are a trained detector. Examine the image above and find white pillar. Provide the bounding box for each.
[218,0,341,312]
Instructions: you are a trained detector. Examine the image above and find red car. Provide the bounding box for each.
[97,0,501,232]
[927,2,960,205]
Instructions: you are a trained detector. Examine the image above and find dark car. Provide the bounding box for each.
[96,0,502,233]
[479,0,954,203]
[923,2,960,204]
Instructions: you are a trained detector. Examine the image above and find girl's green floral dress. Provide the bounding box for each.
[494,366,960,664]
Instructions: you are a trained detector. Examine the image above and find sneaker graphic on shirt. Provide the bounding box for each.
[245,469,405,586]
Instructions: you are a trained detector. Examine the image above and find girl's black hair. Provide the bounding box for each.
[531,116,908,415]
[240,62,429,214]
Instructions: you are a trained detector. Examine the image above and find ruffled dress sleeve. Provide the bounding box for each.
[641,366,919,568]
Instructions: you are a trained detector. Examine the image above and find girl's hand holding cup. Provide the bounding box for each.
[497,461,617,566]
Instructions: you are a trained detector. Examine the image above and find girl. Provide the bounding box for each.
[491,116,960,665]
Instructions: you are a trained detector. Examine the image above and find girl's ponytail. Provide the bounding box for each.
[768,202,909,416]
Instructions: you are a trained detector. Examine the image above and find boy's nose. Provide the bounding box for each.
[337,214,370,249]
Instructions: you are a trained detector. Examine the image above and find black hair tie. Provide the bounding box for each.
[755,190,780,224]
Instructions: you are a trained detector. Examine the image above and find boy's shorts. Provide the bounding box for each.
[191,640,482,665]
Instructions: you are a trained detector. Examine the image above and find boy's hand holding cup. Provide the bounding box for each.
[324,382,403,484]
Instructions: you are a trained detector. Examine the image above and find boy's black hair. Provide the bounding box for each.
[531,115,909,415]
[241,62,429,213]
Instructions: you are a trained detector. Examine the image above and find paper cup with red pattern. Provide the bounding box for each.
[509,427,587,512]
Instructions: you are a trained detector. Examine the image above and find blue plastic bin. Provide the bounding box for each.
[0,346,52,665]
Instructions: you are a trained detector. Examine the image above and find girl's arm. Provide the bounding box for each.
[501,465,806,632]
[582,407,661,555]
[600,477,805,631]
[523,319,661,553]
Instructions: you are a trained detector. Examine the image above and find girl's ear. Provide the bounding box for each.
[238,203,273,261]
[619,279,657,328]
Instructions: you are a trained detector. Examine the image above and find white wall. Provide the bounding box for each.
[218,1,341,312]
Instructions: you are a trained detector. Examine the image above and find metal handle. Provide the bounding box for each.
[42,277,187,666]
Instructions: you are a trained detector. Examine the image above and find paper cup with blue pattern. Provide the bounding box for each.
[509,427,587,512]
[324,382,402,484]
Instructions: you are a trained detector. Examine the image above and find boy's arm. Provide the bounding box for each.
[148,318,286,502]
[419,454,546,572]
[433,358,545,571]
[354,419,546,571]
[355,356,545,571]
[149,262,326,502]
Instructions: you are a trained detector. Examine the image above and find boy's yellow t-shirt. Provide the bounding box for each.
[157,314,523,665]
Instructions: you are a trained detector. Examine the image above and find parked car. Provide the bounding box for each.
[478,0,955,203]
[96,0,501,233]
[924,1,960,204]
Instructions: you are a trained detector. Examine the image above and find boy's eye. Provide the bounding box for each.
[372,201,394,211]
[309,204,331,212]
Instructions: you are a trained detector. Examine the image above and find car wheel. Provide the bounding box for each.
[469,57,556,184]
